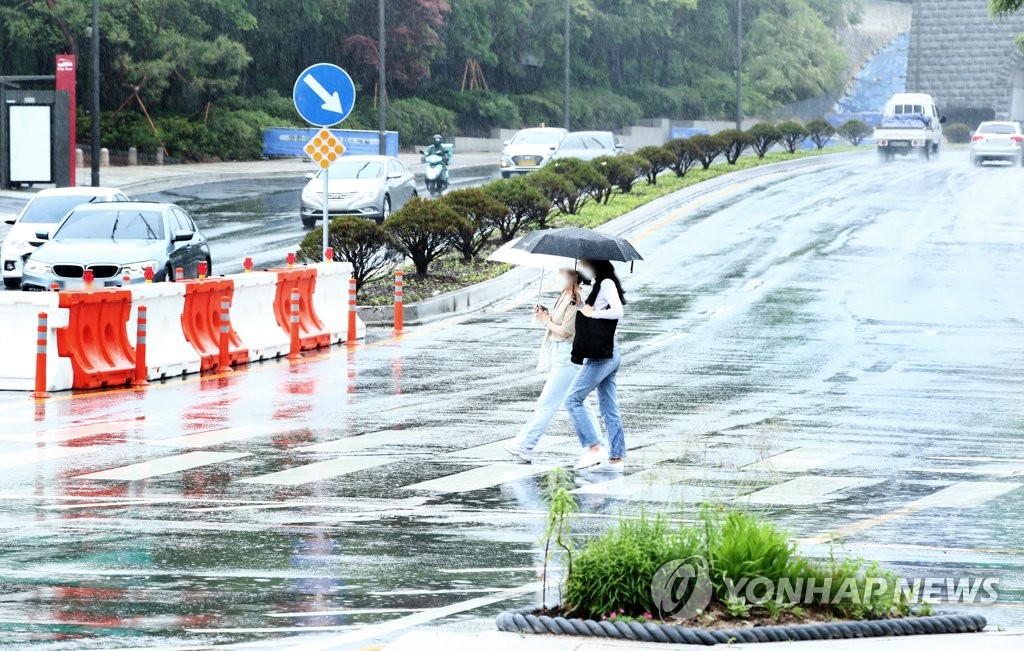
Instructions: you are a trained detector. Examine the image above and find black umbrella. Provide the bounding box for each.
[512,227,643,263]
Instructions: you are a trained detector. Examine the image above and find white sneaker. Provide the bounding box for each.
[573,447,606,470]
[502,440,533,464]
[593,459,625,474]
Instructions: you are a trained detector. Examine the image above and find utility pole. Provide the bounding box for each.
[378,0,387,155]
[734,0,743,130]
[91,0,101,186]
[563,0,571,131]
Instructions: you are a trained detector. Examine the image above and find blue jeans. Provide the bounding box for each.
[519,341,601,451]
[566,345,626,459]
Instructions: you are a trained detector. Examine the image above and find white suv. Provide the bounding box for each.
[499,127,567,178]
[2,187,128,289]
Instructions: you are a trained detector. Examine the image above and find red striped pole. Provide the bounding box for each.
[346,278,357,345]
[198,260,208,279]
[175,267,184,282]
[133,305,149,386]
[394,270,404,333]
[32,312,50,399]
[325,246,334,262]
[218,296,232,370]
[287,289,302,360]
[287,252,296,270]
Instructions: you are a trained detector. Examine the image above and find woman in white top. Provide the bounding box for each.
[565,259,627,472]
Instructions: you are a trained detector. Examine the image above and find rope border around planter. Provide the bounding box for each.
[495,608,987,645]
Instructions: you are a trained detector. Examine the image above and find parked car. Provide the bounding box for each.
[550,131,623,161]
[969,121,1024,166]
[2,186,128,289]
[499,127,568,177]
[299,155,417,227]
[20,202,210,291]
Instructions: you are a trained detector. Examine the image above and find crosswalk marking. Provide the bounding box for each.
[76,451,250,481]
[298,430,422,453]
[0,419,150,443]
[629,441,697,465]
[147,424,288,448]
[907,481,1022,509]
[573,466,707,497]
[450,437,576,460]
[402,463,551,493]
[0,445,108,471]
[907,464,1024,477]
[238,455,396,486]
[743,445,855,473]
[737,476,879,505]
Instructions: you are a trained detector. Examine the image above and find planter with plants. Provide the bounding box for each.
[496,469,987,645]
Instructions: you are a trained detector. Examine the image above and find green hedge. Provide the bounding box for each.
[512,90,642,131]
[430,90,522,137]
[386,98,457,148]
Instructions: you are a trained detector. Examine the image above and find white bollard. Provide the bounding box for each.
[99,147,110,167]
[128,146,138,166]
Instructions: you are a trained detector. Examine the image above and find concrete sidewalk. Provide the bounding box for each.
[381,628,1023,650]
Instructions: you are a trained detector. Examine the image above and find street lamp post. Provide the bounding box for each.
[377,0,387,155]
[734,0,743,130]
[91,0,101,186]
[563,0,571,131]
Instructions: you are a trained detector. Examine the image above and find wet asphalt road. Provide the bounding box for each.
[2,152,1024,648]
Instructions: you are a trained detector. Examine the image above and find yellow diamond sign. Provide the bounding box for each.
[304,128,346,169]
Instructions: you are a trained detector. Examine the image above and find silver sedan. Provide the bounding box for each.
[299,155,417,227]
[970,121,1024,166]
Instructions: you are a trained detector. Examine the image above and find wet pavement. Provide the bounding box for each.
[2,151,1024,648]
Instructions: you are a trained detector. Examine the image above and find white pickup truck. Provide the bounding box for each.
[874,92,946,162]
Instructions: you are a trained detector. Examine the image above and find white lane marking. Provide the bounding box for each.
[741,279,764,291]
[743,445,856,473]
[711,305,732,317]
[0,445,107,470]
[146,424,288,448]
[265,608,424,618]
[437,567,540,574]
[645,332,689,347]
[298,430,421,453]
[367,587,514,596]
[450,437,575,460]
[907,481,1022,509]
[76,451,249,481]
[185,625,362,634]
[928,456,1021,464]
[629,441,696,465]
[0,419,150,443]
[280,582,542,650]
[924,328,940,336]
[572,466,705,497]
[402,463,551,493]
[738,476,879,506]
[906,464,1024,477]
[37,499,184,510]
[238,455,396,486]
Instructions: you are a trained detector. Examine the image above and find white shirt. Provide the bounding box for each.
[588,278,624,320]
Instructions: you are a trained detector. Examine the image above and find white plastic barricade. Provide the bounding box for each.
[126,283,202,380]
[312,262,365,342]
[0,292,73,392]
[232,271,290,361]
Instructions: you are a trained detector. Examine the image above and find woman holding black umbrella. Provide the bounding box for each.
[566,259,627,472]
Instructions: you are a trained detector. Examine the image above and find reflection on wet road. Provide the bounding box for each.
[2,153,1024,648]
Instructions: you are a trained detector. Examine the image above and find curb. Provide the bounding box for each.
[363,150,868,327]
[495,608,987,645]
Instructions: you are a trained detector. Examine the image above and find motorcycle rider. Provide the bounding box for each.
[425,134,450,165]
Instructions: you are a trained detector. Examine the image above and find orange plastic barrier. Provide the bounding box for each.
[180,279,249,371]
[271,268,331,350]
[56,289,136,389]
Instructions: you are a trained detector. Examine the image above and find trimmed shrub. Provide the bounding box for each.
[592,155,644,202]
[665,138,701,177]
[805,118,836,150]
[442,187,508,261]
[777,121,808,154]
[717,128,752,164]
[484,177,551,238]
[747,123,781,158]
[385,198,466,277]
[545,158,608,214]
[298,217,401,292]
[690,134,728,169]
[836,119,872,146]
[944,123,972,144]
[527,170,578,217]
[634,145,674,184]
[388,98,456,148]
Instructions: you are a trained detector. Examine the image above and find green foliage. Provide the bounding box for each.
[717,129,753,164]
[777,121,809,154]
[705,510,798,600]
[623,85,707,120]
[806,118,836,150]
[484,177,551,238]
[944,123,973,144]
[689,134,728,169]
[634,146,675,184]
[541,468,579,603]
[387,98,457,147]
[528,170,579,217]
[442,188,508,261]
[385,198,467,277]
[298,217,401,292]
[591,155,644,202]
[747,123,781,158]
[663,139,700,177]
[836,119,872,146]
[431,90,522,136]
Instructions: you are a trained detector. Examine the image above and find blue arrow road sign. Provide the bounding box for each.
[292,63,356,127]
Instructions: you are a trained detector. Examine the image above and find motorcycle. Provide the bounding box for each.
[421,148,451,197]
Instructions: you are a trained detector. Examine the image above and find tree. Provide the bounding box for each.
[805,119,836,150]
[442,188,508,261]
[747,123,781,158]
[836,119,872,146]
[690,134,728,169]
[527,170,578,216]
[718,129,752,164]
[665,138,701,176]
[634,146,675,184]
[592,155,645,202]
[485,178,550,239]
[385,198,466,277]
[298,217,401,292]
[777,121,808,154]
[541,158,608,214]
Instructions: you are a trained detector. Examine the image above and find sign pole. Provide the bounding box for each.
[322,161,329,256]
